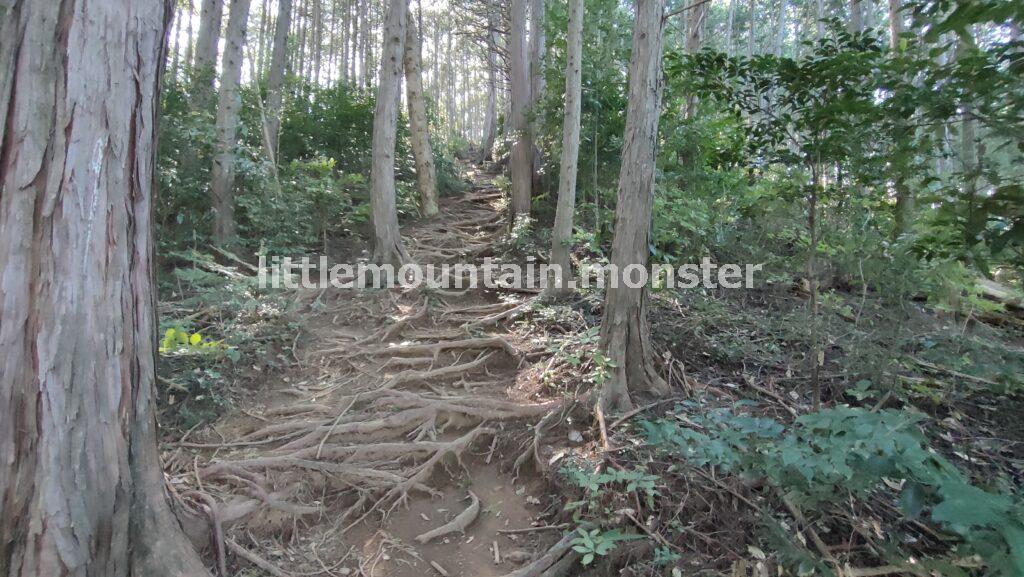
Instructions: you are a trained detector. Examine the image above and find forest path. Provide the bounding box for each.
[175,164,568,577]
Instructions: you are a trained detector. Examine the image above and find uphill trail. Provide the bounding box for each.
[171,164,581,577]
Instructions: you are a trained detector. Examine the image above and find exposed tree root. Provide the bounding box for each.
[414,491,480,543]
[367,336,518,360]
[498,532,579,577]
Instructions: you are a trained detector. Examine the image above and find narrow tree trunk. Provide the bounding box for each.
[849,0,863,34]
[184,0,196,69]
[545,0,584,296]
[170,7,183,81]
[816,0,825,40]
[0,1,211,575]
[195,0,225,101]
[266,0,293,162]
[509,0,533,218]
[887,0,902,49]
[684,0,707,117]
[369,0,411,265]
[479,19,499,161]
[361,0,374,88]
[598,0,672,412]
[311,0,322,84]
[404,5,439,217]
[747,0,756,56]
[528,0,546,138]
[889,0,914,238]
[211,0,253,248]
[726,0,737,55]
[774,0,788,56]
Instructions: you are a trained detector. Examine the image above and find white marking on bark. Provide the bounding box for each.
[82,136,106,269]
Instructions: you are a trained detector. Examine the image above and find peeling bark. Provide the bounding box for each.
[0,1,210,575]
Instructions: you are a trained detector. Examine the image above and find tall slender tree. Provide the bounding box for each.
[598,0,672,412]
[0,0,212,574]
[405,5,440,217]
[546,0,585,296]
[211,0,254,247]
[369,0,411,265]
[509,0,533,218]
[479,13,500,161]
[195,0,226,102]
[265,0,293,163]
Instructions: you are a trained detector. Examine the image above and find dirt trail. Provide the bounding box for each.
[174,165,570,577]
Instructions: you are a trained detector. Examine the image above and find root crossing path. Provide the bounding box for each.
[172,165,575,577]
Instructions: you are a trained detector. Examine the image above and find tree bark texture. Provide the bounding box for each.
[194,0,225,103]
[211,0,253,248]
[509,0,533,218]
[266,0,293,162]
[546,0,584,296]
[598,0,672,412]
[0,1,211,575]
[369,0,411,265]
[404,5,439,217]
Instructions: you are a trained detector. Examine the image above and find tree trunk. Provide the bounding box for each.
[545,0,584,297]
[479,18,500,161]
[774,0,788,56]
[211,0,253,248]
[849,0,863,34]
[0,1,211,575]
[598,0,672,413]
[726,0,737,56]
[266,0,292,162]
[184,0,196,70]
[369,0,411,265]
[887,0,902,49]
[404,5,439,217]
[194,0,225,102]
[528,0,546,134]
[684,0,707,117]
[747,0,756,56]
[509,0,533,218]
[816,0,825,40]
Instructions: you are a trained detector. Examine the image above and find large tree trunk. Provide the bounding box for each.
[211,0,253,248]
[509,0,533,218]
[598,0,672,412]
[194,0,225,102]
[369,0,411,265]
[404,5,439,217]
[266,0,293,163]
[545,0,584,297]
[0,1,211,576]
